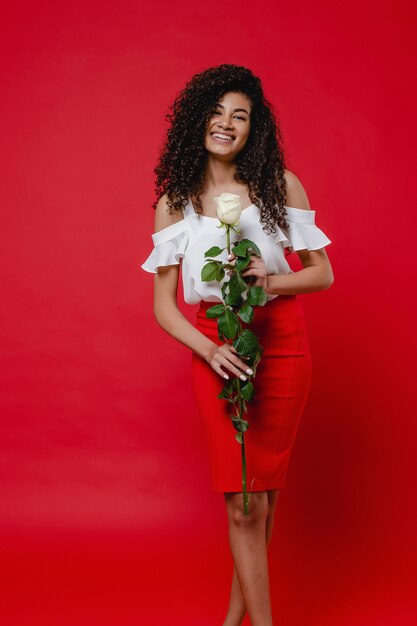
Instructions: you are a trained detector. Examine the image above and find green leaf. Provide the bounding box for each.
[232,418,250,432]
[231,377,240,391]
[241,381,254,401]
[232,238,261,257]
[201,261,221,282]
[206,304,225,318]
[223,377,236,393]
[239,238,261,256]
[218,386,234,402]
[216,266,225,281]
[225,291,244,308]
[235,255,251,272]
[235,433,243,444]
[218,309,238,339]
[233,329,260,356]
[249,350,263,375]
[229,273,247,299]
[204,246,224,258]
[247,286,268,307]
[232,241,249,257]
[237,272,248,290]
[237,303,254,323]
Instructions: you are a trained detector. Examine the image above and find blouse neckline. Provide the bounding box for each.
[188,198,256,220]
[187,198,315,222]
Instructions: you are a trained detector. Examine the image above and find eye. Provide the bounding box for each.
[212,110,247,121]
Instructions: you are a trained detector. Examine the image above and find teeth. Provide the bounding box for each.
[212,133,234,141]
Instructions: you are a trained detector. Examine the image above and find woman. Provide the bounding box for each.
[141,64,334,626]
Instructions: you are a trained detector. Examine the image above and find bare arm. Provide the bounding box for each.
[266,246,334,295]
[241,170,334,294]
[152,194,253,381]
[154,264,216,361]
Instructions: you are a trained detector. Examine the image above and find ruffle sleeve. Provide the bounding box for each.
[273,206,332,252]
[141,219,189,273]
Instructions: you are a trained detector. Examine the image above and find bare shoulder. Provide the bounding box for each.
[283,169,311,210]
[154,193,185,232]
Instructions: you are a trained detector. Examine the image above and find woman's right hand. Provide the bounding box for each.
[206,342,253,381]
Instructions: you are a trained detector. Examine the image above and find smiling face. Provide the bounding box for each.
[204,91,252,160]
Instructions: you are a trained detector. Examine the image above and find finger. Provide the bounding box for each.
[224,345,247,361]
[216,354,251,380]
[230,355,253,374]
[211,361,230,380]
[241,261,261,271]
[242,268,264,277]
[225,344,251,363]
[221,350,254,375]
[216,351,249,380]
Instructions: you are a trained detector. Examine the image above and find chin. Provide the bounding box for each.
[207,139,237,152]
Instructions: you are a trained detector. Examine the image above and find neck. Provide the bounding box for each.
[204,155,237,190]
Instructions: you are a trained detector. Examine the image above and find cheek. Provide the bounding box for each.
[240,126,250,141]
[238,132,250,147]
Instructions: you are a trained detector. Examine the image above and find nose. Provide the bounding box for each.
[216,112,234,130]
[218,118,234,130]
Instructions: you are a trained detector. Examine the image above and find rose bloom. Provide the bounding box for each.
[214,193,242,225]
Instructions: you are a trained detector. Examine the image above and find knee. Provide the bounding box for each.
[267,489,280,519]
[225,491,268,528]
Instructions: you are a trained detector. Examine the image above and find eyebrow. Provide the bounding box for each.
[215,103,250,115]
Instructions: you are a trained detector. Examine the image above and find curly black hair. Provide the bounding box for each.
[153,63,289,234]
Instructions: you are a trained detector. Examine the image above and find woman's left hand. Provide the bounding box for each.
[227,253,268,290]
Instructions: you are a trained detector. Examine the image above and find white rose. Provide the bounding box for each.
[213,193,242,226]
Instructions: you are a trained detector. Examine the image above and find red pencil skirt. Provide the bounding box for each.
[191,295,312,493]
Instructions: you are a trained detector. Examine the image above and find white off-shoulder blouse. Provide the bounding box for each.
[141,198,332,305]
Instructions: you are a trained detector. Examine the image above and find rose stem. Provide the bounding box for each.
[241,432,249,515]
[226,225,231,255]
[236,377,249,515]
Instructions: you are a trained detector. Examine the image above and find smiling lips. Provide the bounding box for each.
[210,132,235,142]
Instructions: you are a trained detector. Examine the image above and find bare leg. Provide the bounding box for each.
[223,489,280,626]
[222,489,280,626]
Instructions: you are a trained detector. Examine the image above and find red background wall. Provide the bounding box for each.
[1,1,416,624]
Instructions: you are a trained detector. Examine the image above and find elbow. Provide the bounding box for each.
[322,269,334,290]
[153,300,178,331]
[153,305,167,329]
[153,308,161,327]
